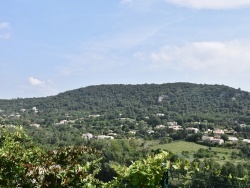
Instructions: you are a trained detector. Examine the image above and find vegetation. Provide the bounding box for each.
[1,83,250,187]
[1,127,250,187]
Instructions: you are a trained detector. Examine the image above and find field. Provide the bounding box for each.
[142,140,246,164]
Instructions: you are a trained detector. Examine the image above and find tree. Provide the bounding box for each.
[221,134,229,143]
[0,126,103,187]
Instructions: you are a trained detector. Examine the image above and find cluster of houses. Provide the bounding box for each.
[82,133,115,140]
[2,109,250,146]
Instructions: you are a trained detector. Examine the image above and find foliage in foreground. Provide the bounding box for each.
[0,126,102,188]
[1,127,250,188]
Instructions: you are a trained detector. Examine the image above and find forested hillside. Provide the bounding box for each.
[1,82,250,125]
[2,83,250,187]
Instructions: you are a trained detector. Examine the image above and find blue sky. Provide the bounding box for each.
[1,0,250,99]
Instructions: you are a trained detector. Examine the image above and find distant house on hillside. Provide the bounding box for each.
[89,114,100,118]
[156,113,164,117]
[129,130,137,135]
[147,130,154,134]
[202,136,223,145]
[167,125,183,133]
[210,138,224,145]
[167,122,178,126]
[213,129,224,135]
[155,124,165,129]
[186,127,199,134]
[202,136,213,141]
[30,124,40,128]
[228,137,238,143]
[82,133,93,140]
[224,129,236,135]
[97,135,114,140]
[243,139,250,144]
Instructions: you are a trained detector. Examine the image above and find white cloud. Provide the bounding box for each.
[0,22,10,29]
[150,40,250,75]
[29,77,45,86]
[0,22,11,40]
[27,77,58,97]
[165,0,250,9]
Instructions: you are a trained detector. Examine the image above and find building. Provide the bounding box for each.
[202,136,223,145]
[167,122,178,126]
[213,129,224,135]
[167,125,183,133]
[156,113,165,117]
[202,136,213,141]
[30,124,40,128]
[155,125,166,129]
[186,127,199,134]
[228,137,238,143]
[82,133,93,140]
[243,139,250,144]
[210,138,224,145]
[96,135,114,140]
[128,130,137,135]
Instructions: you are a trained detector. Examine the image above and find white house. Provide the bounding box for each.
[210,138,224,145]
[82,133,93,140]
[213,129,224,135]
[156,113,165,117]
[129,130,137,134]
[202,136,213,141]
[155,125,166,129]
[168,125,183,131]
[186,127,199,134]
[202,136,223,145]
[147,130,154,134]
[228,137,238,143]
[243,139,250,144]
[97,135,114,140]
[30,124,40,128]
[167,122,178,126]
[89,114,101,118]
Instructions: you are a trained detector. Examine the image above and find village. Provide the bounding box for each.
[1,107,250,148]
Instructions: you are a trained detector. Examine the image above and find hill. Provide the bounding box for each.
[1,82,250,125]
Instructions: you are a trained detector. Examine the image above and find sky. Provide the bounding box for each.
[1,0,250,99]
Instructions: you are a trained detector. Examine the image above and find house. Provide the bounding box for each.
[89,114,100,118]
[186,127,199,134]
[202,136,223,145]
[82,133,93,140]
[147,130,154,134]
[204,129,213,134]
[96,135,114,140]
[30,124,40,128]
[155,125,166,129]
[202,136,213,141]
[224,129,236,135]
[129,130,137,134]
[168,125,183,133]
[242,139,250,144]
[20,109,26,112]
[156,113,164,117]
[108,133,118,136]
[228,137,238,143]
[210,138,224,145]
[167,122,178,126]
[32,107,38,113]
[213,129,224,135]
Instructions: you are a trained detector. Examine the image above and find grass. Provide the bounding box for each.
[149,140,208,154]
[142,140,245,164]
